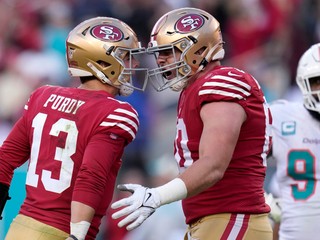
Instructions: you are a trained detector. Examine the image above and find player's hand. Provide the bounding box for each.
[265,192,281,223]
[111,184,161,230]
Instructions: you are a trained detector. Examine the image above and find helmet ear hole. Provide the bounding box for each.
[97,60,111,68]
[195,46,206,56]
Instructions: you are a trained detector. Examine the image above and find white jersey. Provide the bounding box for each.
[271,100,320,240]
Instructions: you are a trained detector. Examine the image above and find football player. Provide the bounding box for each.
[111,7,273,240]
[269,43,320,240]
[0,16,148,240]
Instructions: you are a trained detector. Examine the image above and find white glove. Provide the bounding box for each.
[265,192,281,223]
[111,184,161,230]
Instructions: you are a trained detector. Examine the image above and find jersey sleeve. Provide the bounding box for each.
[72,102,139,209]
[0,87,40,186]
[98,103,139,145]
[72,131,125,210]
[197,68,252,106]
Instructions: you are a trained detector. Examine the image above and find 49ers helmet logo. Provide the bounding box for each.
[91,24,124,41]
[175,14,204,33]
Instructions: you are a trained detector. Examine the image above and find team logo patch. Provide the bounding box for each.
[175,14,204,33]
[281,121,296,135]
[91,24,124,42]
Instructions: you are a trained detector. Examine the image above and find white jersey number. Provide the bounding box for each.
[175,118,192,167]
[26,112,78,193]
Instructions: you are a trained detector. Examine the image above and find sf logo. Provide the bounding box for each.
[99,26,119,40]
[180,16,201,30]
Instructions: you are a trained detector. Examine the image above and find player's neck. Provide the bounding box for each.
[184,61,221,88]
[78,80,119,96]
[199,60,220,77]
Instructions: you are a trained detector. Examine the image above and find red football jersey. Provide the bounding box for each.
[0,85,139,239]
[174,66,272,224]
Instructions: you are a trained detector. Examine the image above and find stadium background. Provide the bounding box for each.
[0,0,318,239]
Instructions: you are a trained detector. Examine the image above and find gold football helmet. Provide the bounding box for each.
[66,17,148,96]
[147,7,225,91]
[296,43,320,113]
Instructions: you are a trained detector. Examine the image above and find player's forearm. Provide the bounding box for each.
[179,156,225,198]
[71,200,95,222]
[69,201,95,240]
[154,156,225,205]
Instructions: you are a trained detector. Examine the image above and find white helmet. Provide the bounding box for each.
[296,43,320,113]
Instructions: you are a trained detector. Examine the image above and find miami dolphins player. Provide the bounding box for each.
[269,43,320,240]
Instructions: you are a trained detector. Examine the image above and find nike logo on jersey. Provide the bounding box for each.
[227,71,242,77]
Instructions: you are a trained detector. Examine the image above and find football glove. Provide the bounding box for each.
[111,184,161,230]
[0,183,10,220]
[265,192,281,223]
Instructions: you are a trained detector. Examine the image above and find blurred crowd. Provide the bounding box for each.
[0,0,319,239]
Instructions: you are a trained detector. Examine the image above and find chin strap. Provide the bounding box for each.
[87,62,133,97]
[0,183,10,220]
[87,62,112,85]
[197,43,225,73]
[170,80,186,92]
[119,84,134,96]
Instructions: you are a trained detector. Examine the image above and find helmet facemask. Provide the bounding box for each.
[147,38,192,92]
[297,75,320,113]
[112,46,149,96]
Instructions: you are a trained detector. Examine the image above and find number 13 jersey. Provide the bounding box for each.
[0,85,139,239]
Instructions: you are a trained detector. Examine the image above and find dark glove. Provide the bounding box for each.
[0,183,10,220]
